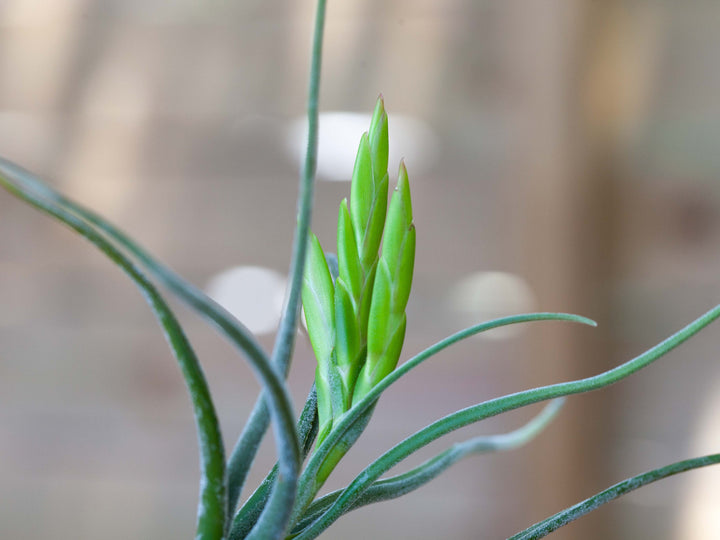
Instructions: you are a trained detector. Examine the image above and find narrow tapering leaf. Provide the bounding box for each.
[509,453,720,540]
[293,306,719,539]
[292,399,565,535]
[292,313,596,524]
[0,166,227,540]
[0,157,303,531]
[246,1,328,536]
[229,386,318,540]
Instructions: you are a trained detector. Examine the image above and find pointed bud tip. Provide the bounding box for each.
[371,96,387,125]
[397,160,409,187]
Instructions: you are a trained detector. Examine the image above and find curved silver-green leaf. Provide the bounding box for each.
[246,0,328,536]
[292,399,565,536]
[293,305,719,539]
[0,155,291,514]
[291,313,596,523]
[0,166,226,540]
[227,386,318,540]
[509,453,720,540]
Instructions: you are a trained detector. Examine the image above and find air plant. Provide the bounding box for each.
[0,1,719,539]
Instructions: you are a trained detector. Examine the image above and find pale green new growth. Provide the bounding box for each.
[353,161,415,402]
[302,233,339,443]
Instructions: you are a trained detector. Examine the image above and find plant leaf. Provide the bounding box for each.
[291,312,596,526]
[0,155,303,522]
[292,305,720,539]
[508,453,720,540]
[228,386,318,540]
[0,161,227,540]
[246,0,329,535]
[292,399,565,536]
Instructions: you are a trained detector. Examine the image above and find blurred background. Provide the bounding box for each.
[1,1,719,538]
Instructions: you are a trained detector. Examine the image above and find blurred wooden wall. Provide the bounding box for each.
[512,1,658,538]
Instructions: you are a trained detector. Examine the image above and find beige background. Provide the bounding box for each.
[1,1,720,539]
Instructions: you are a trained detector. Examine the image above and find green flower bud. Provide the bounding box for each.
[337,199,362,305]
[303,98,414,443]
[368,95,389,185]
[302,233,335,360]
[352,162,415,404]
[334,277,362,407]
[301,233,338,443]
[382,161,415,313]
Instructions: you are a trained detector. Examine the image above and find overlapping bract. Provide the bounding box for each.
[301,97,415,443]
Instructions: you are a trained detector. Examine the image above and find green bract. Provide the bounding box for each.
[302,233,340,443]
[301,97,416,442]
[353,161,415,403]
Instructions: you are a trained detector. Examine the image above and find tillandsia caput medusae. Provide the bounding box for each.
[1,0,720,538]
